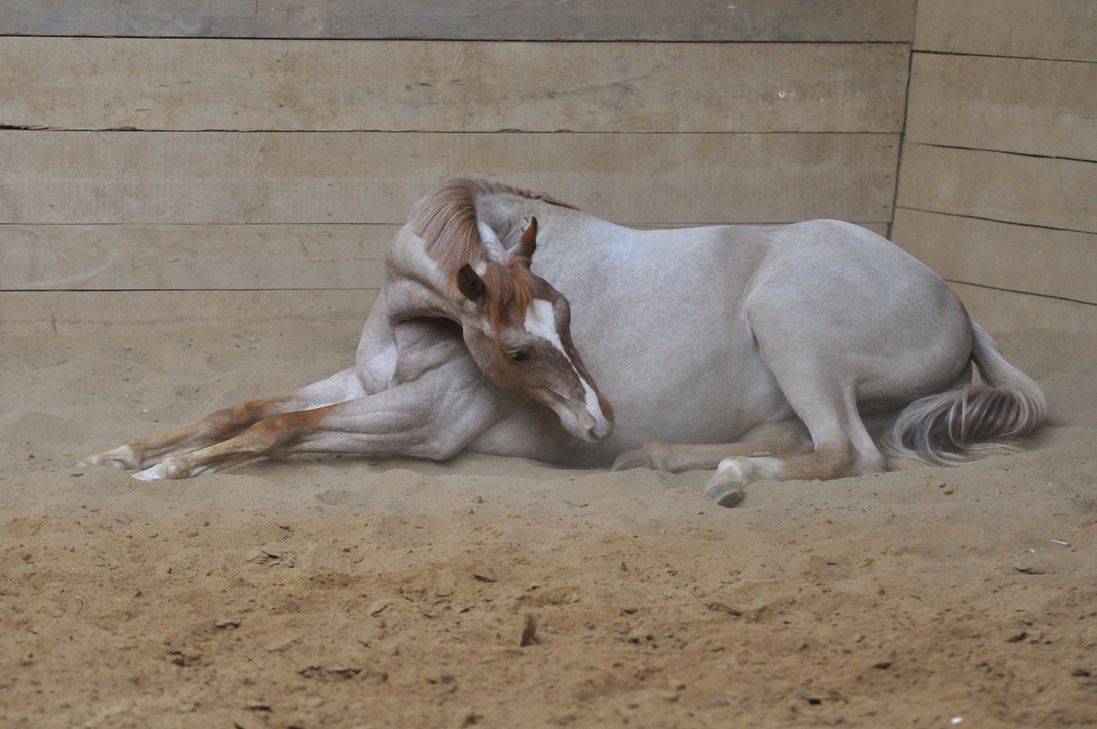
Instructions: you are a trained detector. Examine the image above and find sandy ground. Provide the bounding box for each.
[2,318,1096,728]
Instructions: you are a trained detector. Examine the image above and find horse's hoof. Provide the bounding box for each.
[705,480,745,508]
[133,456,191,481]
[611,449,653,471]
[132,467,160,481]
[81,444,141,470]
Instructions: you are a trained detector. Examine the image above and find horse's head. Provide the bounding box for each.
[452,219,614,444]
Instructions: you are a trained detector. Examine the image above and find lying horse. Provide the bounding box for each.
[86,179,1046,506]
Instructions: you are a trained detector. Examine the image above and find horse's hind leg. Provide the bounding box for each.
[612,421,811,473]
[83,367,363,470]
[703,377,884,507]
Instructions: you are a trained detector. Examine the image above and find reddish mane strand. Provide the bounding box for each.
[408,179,572,333]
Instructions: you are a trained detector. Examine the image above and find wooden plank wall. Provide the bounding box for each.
[893,0,1097,335]
[0,1,913,332]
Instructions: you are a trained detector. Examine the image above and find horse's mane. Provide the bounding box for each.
[408,178,575,333]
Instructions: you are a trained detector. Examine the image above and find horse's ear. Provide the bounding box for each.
[456,263,487,304]
[511,217,537,262]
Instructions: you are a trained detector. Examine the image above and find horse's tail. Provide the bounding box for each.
[882,322,1047,465]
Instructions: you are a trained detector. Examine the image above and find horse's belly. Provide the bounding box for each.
[599,344,789,451]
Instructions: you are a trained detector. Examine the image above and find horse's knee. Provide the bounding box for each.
[241,414,307,454]
[203,404,256,437]
[200,397,288,440]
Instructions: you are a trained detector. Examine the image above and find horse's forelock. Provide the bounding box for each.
[483,259,537,340]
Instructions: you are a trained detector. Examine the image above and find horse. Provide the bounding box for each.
[85,178,1047,507]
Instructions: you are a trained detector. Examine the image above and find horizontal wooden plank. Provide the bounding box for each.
[7,285,1091,337]
[896,144,1097,234]
[892,209,1096,304]
[0,131,900,226]
[914,0,1097,62]
[950,283,1097,337]
[0,225,395,291]
[4,221,888,292]
[0,1,916,41]
[906,54,1097,161]
[0,38,908,133]
[0,290,377,334]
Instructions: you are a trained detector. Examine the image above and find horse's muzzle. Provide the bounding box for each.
[577,409,613,444]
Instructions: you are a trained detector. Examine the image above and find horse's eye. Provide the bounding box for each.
[508,350,530,362]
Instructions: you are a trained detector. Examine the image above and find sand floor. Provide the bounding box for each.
[2,319,1095,728]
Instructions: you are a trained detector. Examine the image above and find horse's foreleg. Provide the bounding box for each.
[612,422,811,473]
[84,368,363,470]
[84,396,294,471]
[132,360,503,480]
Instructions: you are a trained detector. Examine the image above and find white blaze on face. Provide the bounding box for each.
[523,298,565,353]
[523,298,610,440]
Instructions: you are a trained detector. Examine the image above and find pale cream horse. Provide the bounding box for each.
[86,179,1046,507]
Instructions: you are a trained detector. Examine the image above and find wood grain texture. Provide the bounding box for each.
[5,221,888,293]
[9,274,1091,336]
[902,2,1097,335]
[906,54,1097,161]
[0,131,900,226]
[914,0,1097,62]
[0,225,396,291]
[0,38,908,133]
[896,144,1097,234]
[0,1,916,41]
[892,209,1097,304]
[950,284,1097,336]
[0,290,376,333]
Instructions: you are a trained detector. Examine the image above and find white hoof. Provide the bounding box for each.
[133,456,192,481]
[703,456,781,508]
[132,464,164,481]
[704,459,752,507]
[704,479,745,508]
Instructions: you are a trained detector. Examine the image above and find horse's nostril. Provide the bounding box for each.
[587,422,613,443]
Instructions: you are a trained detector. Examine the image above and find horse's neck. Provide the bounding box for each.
[382,225,465,321]
[382,270,465,330]
[357,264,465,393]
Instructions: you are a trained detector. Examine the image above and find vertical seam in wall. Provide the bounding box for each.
[888,0,919,241]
